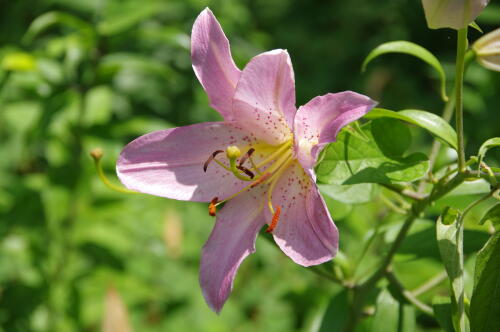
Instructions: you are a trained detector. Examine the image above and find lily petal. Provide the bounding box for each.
[269,162,339,266]
[233,49,296,145]
[422,0,490,30]
[191,8,241,120]
[117,122,257,202]
[294,91,376,170]
[200,186,267,313]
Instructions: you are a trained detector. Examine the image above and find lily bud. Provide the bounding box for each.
[473,28,500,71]
[90,148,104,161]
[226,145,241,159]
[422,0,490,30]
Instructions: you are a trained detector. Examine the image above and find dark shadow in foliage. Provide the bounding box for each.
[399,225,489,261]
[0,281,45,332]
[78,242,125,271]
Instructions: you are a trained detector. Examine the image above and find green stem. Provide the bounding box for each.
[91,152,139,194]
[412,270,448,296]
[419,49,474,192]
[343,172,468,331]
[386,269,434,316]
[455,27,468,172]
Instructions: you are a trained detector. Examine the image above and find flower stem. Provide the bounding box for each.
[455,27,468,172]
[90,149,139,194]
[343,172,468,331]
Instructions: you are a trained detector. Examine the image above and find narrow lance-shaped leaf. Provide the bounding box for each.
[470,232,500,331]
[436,207,468,332]
[362,41,448,101]
[365,108,458,150]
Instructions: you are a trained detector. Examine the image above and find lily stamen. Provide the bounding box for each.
[238,148,255,167]
[236,165,255,179]
[208,197,219,216]
[265,206,281,233]
[204,150,225,172]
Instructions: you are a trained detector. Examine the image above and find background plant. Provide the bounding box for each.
[1,0,500,331]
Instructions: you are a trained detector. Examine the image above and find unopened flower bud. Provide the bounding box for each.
[473,28,500,72]
[90,148,104,161]
[422,0,490,30]
[226,145,241,159]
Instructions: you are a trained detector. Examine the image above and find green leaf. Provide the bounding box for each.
[318,290,349,332]
[436,207,468,332]
[470,232,500,331]
[23,11,94,44]
[362,41,448,101]
[477,137,500,167]
[344,120,369,142]
[319,183,377,204]
[316,118,429,185]
[366,108,458,150]
[371,288,415,332]
[433,296,455,332]
[479,204,500,227]
[97,2,162,36]
[84,86,113,127]
[469,21,483,33]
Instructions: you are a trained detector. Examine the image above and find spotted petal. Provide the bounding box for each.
[268,162,339,266]
[233,49,296,145]
[117,122,258,202]
[191,8,241,120]
[200,186,267,313]
[294,91,376,170]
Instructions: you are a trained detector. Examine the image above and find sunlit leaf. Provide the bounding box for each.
[316,118,429,185]
[436,207,469,331]
[319,183,377,204]
[1,52,36,72]
[365,108,458,150]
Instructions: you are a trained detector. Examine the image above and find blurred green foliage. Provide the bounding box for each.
[0,0,499,331]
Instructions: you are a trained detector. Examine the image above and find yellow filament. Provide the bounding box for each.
[254,140,292,169]
[266,157,294,214]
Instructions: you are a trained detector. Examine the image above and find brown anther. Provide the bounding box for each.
[250,172,271,188]
[236,165,255,179]
[208,197,218,216]
[203,150,224,172]
[265,206,281,233]
[238,148,255,167]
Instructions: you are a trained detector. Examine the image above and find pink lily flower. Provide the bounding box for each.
[116,8,376,313]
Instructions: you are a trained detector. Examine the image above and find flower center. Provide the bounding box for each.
[203,139,295,230]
